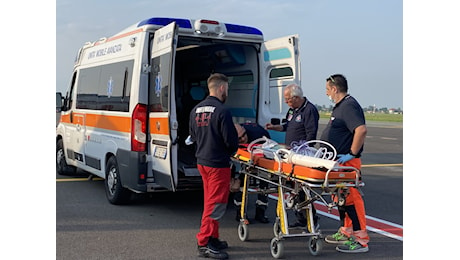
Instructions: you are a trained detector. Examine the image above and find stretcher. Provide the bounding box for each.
[231,138,364,258]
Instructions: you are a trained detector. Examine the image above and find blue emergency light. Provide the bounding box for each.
[137,17,263,36]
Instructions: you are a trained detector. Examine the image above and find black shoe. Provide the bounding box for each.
[235,210,241,222]
[255,207,269,223]
[289,221,307,228]
[255,215,269,223]
[197,244,229,259]
[209,237,228,250]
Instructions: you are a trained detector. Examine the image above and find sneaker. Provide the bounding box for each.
[197,244,229,259]
[325,231,350,244]
[209,237,228,250]
[336,240,369,253]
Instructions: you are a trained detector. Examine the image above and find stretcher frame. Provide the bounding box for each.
[231,140,365,258]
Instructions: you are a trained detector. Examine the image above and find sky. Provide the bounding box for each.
[56,0,403,109]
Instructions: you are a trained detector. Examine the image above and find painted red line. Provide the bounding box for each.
[314,202,403,238]
[263,190,403,240]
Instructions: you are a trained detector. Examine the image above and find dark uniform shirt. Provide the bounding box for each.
[282,98,319,147]
[320,95,366,156]
[242,123,271,142]
[189,96,239,168]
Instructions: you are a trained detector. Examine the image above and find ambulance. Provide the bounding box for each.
[56,17,300,204]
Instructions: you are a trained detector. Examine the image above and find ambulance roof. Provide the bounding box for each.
[112,17,264,41]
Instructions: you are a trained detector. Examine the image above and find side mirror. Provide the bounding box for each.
[56,92,63,112]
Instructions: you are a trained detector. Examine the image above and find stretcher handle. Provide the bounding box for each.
[323,166,361,188]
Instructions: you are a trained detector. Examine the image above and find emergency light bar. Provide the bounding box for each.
[137,17,263,36]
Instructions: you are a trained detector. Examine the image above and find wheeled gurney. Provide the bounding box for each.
[231,138,364,258]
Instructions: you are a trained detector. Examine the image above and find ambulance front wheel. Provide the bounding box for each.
[238,222,249,241]
[105,156,131,205]
[307,236,323,256]
[56,139,76,175]
[270,237,284,259]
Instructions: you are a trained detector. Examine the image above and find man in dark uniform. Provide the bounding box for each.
[321,74,369,253]
[265,83,319,148]
[265,83,320,229]
[189,73,238,259]
[233,123,271,223]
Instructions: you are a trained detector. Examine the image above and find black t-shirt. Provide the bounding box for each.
[320,95,366,156]
[282,98,319,147]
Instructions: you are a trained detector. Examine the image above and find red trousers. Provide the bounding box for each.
[196,164,231,246]
[335,158,369,246]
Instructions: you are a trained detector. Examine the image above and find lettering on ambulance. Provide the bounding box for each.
[156,31,173,45]
[87,44,123,60]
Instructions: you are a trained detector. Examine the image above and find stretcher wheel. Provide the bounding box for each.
[238,222,249,241]
[270,237,284,259]
[273,218,282,237]
[307,236,323,256]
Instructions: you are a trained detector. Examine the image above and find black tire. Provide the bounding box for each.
[238,222,249,241]
[308,236,323,256]
[56,139,76,175]
[270,237,284,259]
[105,156,131,205]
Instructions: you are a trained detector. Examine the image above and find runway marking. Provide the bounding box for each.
[263,190,403,242]
[56,177,103,182]
[380,137,398,140]
[313,202,403,241]
[362,163,403,168]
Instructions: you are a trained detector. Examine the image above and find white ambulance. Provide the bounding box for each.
[56,17,300,204]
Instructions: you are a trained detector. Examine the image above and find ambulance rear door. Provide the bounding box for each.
[260,34,301,143]
[149,22,179,191]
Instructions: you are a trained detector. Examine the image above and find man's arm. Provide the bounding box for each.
[350,124,367,155]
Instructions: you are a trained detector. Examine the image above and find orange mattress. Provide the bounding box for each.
[233,146,359,183]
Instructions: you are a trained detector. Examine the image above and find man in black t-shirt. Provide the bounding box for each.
[321,74,369,254]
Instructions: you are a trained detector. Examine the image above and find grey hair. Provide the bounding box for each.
[285,83,303,98]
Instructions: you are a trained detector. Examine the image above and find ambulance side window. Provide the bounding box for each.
[64,72,77,111]
[269,67,293,79]
[75,60,133,112]
[150,54,171,112]
[97,60,133,112]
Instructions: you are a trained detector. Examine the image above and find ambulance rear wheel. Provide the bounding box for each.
[238,222,249,241]
[56,139,76,175]
[105,156,131,205]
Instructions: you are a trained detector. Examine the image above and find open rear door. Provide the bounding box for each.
[260,35,301,143]
[149,22,179,191]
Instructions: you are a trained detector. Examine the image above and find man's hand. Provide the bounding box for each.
[336,153,355,164]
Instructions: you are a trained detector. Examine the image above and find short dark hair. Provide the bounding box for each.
[207,73,228,90]
[326,74,348,93]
